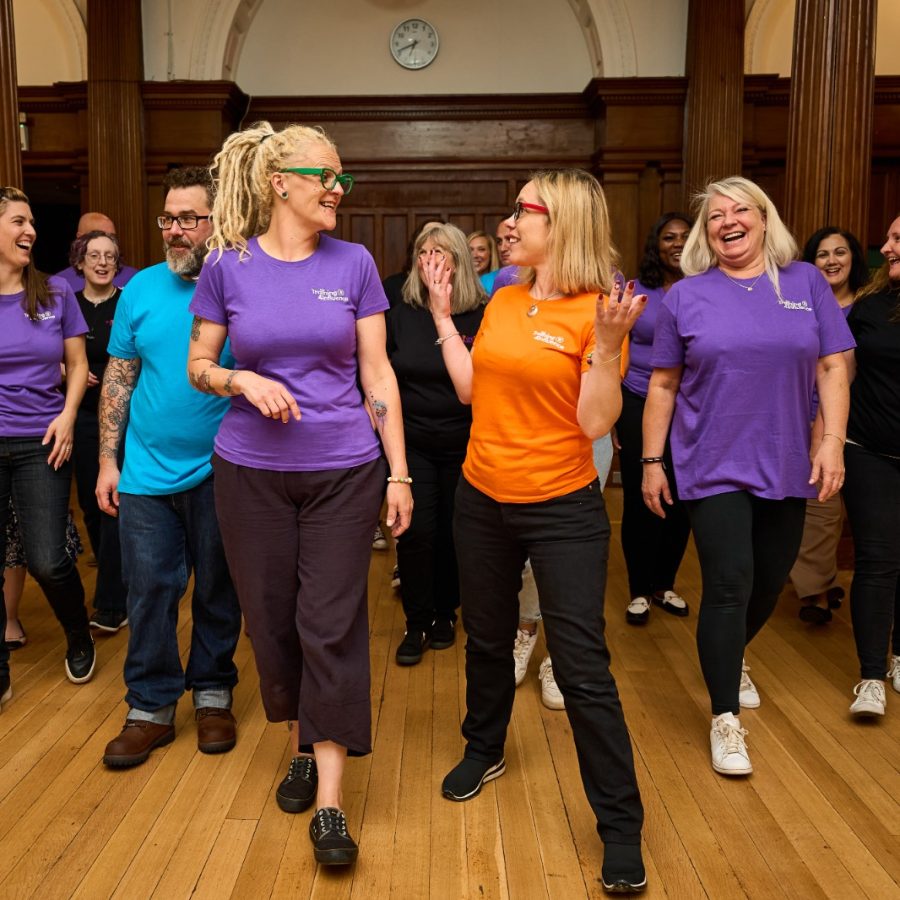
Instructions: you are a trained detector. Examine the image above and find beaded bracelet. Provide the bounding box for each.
[386,476,413,484]
[434,332,461,346]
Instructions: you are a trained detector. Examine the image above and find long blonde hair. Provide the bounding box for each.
[466,230,500,272]
[402,224,486,313]
[519,168,618,296]
[681,176,797,300]
[208,121,337,259]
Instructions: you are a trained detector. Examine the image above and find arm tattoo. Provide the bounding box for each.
[190,315,202,341]
[99,357,140,460]
[224,371,237,394]
[369,394,387,435]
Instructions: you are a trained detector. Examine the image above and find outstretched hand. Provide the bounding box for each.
[594,279,647,358]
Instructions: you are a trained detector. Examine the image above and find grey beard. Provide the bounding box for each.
[165,243,205,277]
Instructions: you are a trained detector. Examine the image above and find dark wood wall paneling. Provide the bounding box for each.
[15,78,900,279]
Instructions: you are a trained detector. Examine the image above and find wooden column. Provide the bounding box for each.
[682,0,744,202]
[0,0,22,186]
[87,0,146,266]
[784,0,876,246]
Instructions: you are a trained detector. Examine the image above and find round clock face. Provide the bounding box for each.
[390,19,439,70]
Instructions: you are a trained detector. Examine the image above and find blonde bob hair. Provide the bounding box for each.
[208,121,337,258]
[466,230,500,272]
[518,168,618,296]
[681,176,798,299]
[402,223,487,313]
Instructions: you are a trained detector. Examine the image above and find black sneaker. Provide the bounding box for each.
[441,757,506,801]
[431,618,456,650]
[276,755,317,813]
[65,629,96,684]
[395,630,430,666]
[601,842,647,894]
[309,807,358,865]
[89,609,129,633]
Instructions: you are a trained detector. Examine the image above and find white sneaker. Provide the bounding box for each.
[513,628,538,686]
[739,658,760,709]
[710,712,752,775]
[626,596,650,625]
[850,679,886,716]
[887,656,900,694]
[538,657,565,709]
[372,526,388,551]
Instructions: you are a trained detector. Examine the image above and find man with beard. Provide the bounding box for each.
[96,167,242,767]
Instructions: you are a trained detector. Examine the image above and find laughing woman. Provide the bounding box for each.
[188,123,411,868]
[434,169,647,894]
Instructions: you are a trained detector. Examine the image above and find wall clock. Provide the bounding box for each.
[390,19,439,70]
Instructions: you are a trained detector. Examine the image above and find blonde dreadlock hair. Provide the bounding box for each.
[208,121,337,260]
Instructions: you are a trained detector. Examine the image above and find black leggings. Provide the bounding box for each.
[842,442,900,679]
[686,491,806,715]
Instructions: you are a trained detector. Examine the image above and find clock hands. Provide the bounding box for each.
[399,39,419,55]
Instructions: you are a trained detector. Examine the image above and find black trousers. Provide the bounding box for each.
[396,446,462,631]
[686,491,806,715]
[72,406,126,613]
[616,385,691,598]
[842,442,900,680]
[454,476,643,845]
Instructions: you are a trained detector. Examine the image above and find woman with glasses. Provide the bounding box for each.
[68,230,128,632]
[0,186,95,704]
[187,122,411,867]
[432,170,647,893]
[390,223,485,666]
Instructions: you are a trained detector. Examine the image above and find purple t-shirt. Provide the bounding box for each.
[650,262,855,500]
[190,234,389,471]
[622,280,666,397]
[490,265,520,297]
[55,264,138,292]
[0,276,87,437]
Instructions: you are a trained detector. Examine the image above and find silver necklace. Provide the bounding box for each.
[526,291,564,317]
[721,269,766,292]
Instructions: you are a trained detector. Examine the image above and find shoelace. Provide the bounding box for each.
[714,720,748,756]
[287,756,315,782]
[887,658,900,679]
[513,632,535,661]
[314,808,348,836]
[854,680,884,702]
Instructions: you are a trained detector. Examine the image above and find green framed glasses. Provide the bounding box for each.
[278,167,355,194]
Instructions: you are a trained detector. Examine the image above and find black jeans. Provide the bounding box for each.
[617,385,691,598]
[454,476,643,845]
[842,442,900,679]
[396,446,462,632]
[0,437,89,678]
[686,491,806,715]
[72,406,126,613]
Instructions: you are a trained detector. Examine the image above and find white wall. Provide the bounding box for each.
[13,0,85,84]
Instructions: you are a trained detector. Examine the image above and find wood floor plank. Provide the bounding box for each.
[192,818,258,900]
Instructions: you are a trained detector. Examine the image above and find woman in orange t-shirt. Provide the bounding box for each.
[428,169,648,893]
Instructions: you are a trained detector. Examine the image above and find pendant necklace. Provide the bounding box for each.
[721,269,766,292]
[526,291,564,317]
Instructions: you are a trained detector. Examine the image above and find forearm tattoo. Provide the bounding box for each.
[369,394,387,436]
[189,362,232,396]
[99,357,140,460]
[224,370,237,395]
[190,315,202,341]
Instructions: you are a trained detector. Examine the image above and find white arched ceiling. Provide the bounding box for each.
[13,0,85,83]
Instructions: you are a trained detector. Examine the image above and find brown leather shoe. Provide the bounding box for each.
[103,719,175,768]
[196,707,237,754]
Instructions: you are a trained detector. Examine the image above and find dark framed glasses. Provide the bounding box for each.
[512,201,550,221]
[156,215,211,230]
[279,167,355,194]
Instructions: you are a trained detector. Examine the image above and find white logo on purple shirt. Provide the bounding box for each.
[32,311,56,321]
[778,298,813,312]
[311,288,349,303]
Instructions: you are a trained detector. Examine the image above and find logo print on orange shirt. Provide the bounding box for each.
[532,330,565,350]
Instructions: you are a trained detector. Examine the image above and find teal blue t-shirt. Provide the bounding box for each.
[107,263,230,495]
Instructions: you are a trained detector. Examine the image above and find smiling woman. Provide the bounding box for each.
[185,122,411,868]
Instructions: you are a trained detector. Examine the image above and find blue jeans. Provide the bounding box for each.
[0,437,88,678]
[118,475,241,720]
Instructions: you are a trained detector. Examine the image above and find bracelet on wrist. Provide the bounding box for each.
[822,432,846,445]
[588,350,622,367]
[434,332,461,346]
[387,476,413,484]
[640,456,666,469]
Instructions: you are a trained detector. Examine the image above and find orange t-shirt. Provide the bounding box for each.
[463,284,610,503]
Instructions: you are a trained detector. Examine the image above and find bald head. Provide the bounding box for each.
[77,212,116,237]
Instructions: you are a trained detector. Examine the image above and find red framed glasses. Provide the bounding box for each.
[513,201,550,221]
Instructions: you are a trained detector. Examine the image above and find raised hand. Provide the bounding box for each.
[594,279,647,358]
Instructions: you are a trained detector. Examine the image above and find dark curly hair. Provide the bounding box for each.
[69,229,121,275]
[638,212,693,288]
[802,226,869,295]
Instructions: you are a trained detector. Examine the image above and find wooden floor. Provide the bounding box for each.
[1,488,899,899]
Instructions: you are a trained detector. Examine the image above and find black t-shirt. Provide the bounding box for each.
[76,287,121,411]
[386,300,484,459]
[847,290,900,456]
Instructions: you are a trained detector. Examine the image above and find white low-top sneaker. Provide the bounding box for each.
[850,679,886,717]
[513,628,538,686]
[710,712,752,776]
[887,656,900,694]
[538,657,565,710]
[739,658,760,709]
